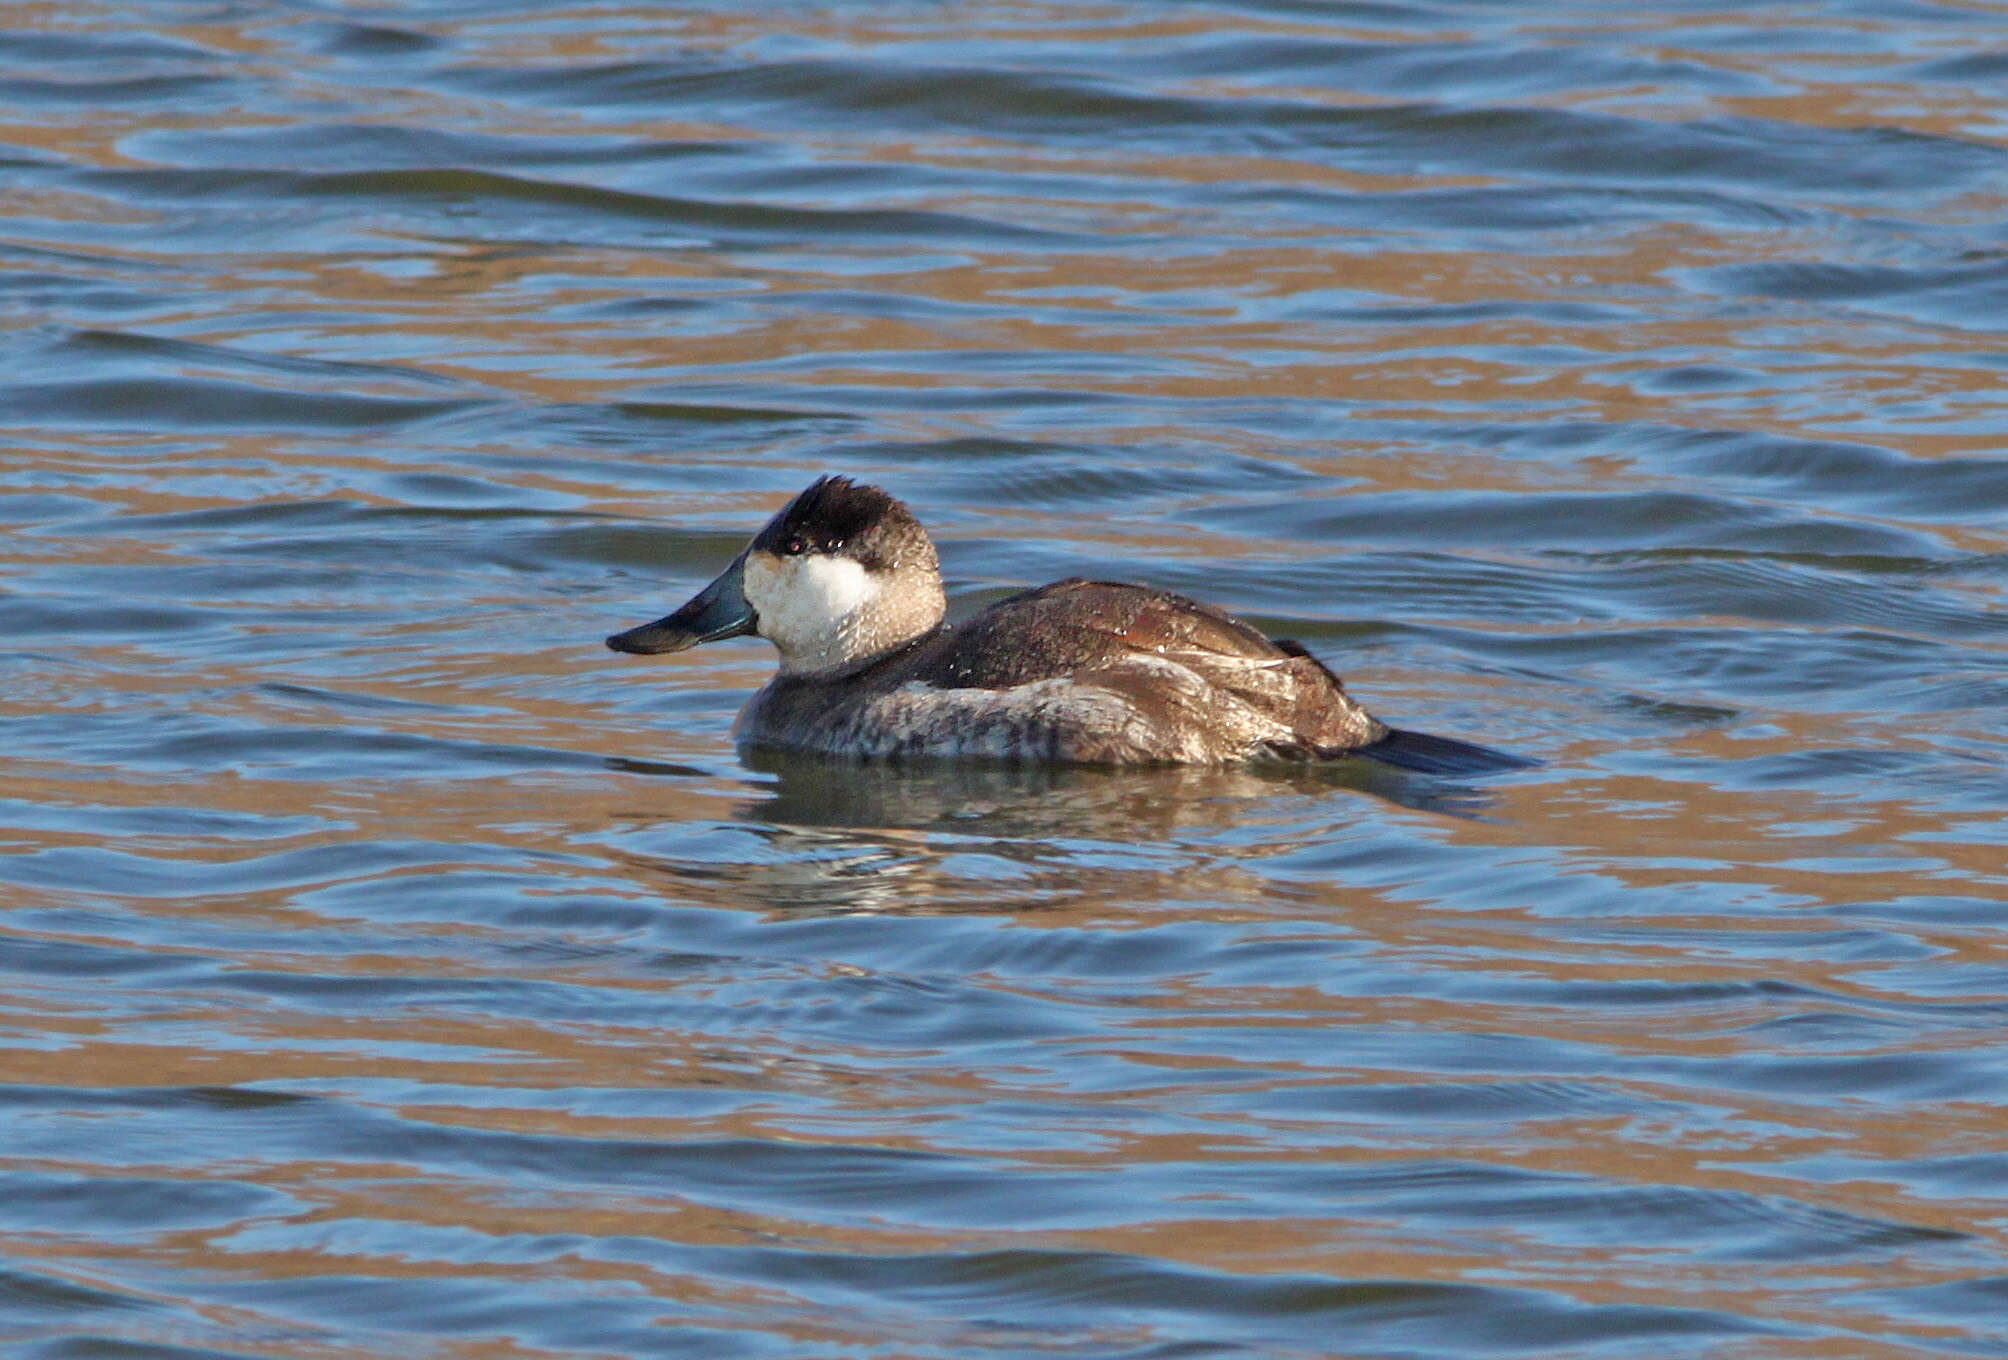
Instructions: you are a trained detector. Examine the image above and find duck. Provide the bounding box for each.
[606,475,1528,773]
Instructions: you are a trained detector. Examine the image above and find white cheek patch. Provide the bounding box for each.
[743,550,881,664]
[795,554,877,619]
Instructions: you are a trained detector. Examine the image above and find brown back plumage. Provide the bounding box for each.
[882,579,1385,759]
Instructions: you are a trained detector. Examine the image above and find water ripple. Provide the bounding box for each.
[4,2,2007,1357]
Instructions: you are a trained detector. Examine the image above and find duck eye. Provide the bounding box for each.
[781,535,809,556]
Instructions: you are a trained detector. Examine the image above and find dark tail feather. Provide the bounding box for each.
[1357,727,1537,777]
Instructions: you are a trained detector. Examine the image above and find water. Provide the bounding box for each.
[4,2,2007,1356]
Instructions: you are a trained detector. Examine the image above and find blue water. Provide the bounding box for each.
[4,3,2008,1357]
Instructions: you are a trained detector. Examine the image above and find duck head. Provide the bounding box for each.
[606,475,947,676]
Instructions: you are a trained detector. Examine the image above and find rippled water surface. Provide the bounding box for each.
[6,2,2008,1356]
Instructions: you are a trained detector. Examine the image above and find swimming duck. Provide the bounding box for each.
[607,476,1526,773]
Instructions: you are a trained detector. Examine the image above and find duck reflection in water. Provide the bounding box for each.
[607,753,1496,920]
[607,476,1532,777]
[739,747,1500,830]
